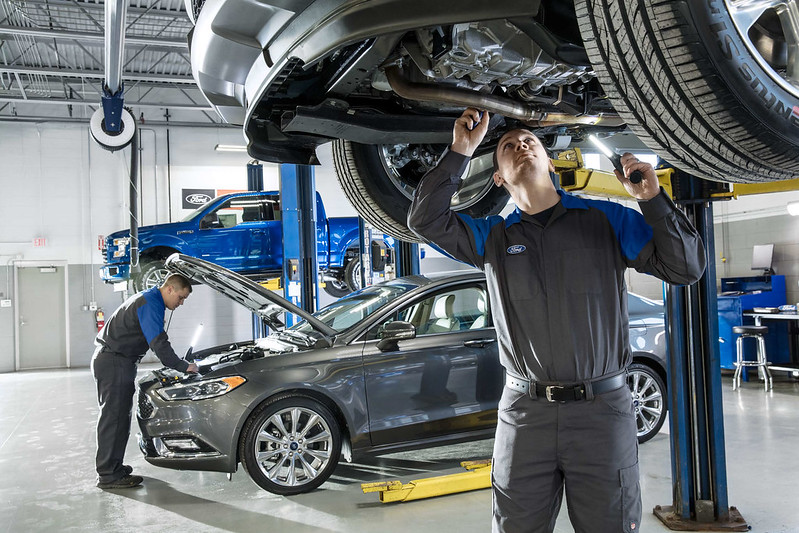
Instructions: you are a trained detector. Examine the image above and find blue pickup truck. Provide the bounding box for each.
[100,191,366,296]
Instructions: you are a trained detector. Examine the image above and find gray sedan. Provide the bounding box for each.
[136,254,667,495]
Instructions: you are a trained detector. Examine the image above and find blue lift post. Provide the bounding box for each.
[395,241,420,277]
[248,161,269,339]
[655,174,748,531]
[280,164,319,326]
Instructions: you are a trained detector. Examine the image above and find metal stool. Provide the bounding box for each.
[732,325,773,391]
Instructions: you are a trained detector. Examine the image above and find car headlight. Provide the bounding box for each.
[156,376,246,401]
[112,237,130,258]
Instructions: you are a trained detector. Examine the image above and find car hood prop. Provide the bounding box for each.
[164,253,336,338]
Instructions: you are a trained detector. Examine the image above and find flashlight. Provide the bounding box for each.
[588,135,643,184]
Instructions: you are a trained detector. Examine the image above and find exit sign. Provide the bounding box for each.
[33,238,47,247]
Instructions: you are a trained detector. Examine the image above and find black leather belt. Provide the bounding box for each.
[506,371,627,402]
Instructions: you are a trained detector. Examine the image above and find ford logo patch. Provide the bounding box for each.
[507,245,526,255]
[186,193,211,205]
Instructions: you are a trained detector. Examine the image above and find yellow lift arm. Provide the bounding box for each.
[552,148,799,200]
[551,148,674,199]
[361,460,492,503]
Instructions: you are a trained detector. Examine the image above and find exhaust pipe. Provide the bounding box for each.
[384,66,624,128]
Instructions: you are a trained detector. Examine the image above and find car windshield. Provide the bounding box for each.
[290,281,418,334]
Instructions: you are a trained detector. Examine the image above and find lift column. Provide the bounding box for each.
[395,241,420,277]
[656,174,747,531]
[280,164,319,325]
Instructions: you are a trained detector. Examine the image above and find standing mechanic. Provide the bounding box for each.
[408,109,706,533]
[92,273,198,489]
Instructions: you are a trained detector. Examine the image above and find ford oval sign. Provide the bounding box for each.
[507,245,526,255]
[186,193,212,205]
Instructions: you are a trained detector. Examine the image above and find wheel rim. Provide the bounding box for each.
[142,266,169,290]
[726,0,799,95]
[254,406,334,488]
[627,369,664,440]
[351,260,361,290]
[379,144,496,210]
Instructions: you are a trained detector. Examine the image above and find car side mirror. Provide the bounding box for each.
[377,321,416,352]
[200,218,223,229]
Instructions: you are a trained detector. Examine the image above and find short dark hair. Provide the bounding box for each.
[162,273,192,292]
[491,129,551,175]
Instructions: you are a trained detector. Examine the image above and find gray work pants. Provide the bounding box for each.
[91,348,138,483]
[491,385,641,533]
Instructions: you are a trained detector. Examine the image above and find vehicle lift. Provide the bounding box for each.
[362,148,799,531]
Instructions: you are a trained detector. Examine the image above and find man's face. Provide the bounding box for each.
[164,285,190,311]
[493,129,554,187]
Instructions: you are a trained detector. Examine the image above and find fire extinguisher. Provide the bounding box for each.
[95,308,105,332]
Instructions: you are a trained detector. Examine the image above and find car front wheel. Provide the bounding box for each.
[239,395,341,495]
[333,140,509,242]
[627,362,667,444]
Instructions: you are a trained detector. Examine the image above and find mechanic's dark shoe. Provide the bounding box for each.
[123,465,133,475]
[97,475,143,489]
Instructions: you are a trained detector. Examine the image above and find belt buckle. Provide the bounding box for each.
[545,385,563,403]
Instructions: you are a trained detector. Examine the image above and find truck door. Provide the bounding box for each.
[195,196,255,270]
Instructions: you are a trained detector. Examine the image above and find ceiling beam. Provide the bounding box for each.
[0,25,188,48]
[0,64,196,84]
[8,0,189,19]
[0,95,214,111]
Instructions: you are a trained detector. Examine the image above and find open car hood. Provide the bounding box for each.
[164,253,336,338]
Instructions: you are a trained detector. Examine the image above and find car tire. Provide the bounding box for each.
[332,140,509,242]
[576,0,799,182]
[627,362,667,444]
[134,260,169,292]
[239,395,341,495]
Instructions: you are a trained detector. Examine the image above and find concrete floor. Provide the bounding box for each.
[1,365,797,533]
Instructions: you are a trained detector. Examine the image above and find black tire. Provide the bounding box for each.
[322,276,350,298]
[332,140,509,242]
[576,1,799,182]
[344,257,361,292]
[239,395,341,495]
[134,260,169,292]
[627,362,667,444]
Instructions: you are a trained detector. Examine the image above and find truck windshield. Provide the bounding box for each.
[180,196,223,222]
[291,282,417,334]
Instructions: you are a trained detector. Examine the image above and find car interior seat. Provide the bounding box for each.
[425,294,460,334]
[470,294,488,329]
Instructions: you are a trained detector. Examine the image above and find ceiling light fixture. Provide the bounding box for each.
[214,144,248,152]
[788,201,799,216]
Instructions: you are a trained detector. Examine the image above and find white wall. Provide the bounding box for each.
[1,121,798,372]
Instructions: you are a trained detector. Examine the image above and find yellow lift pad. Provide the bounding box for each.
[361,459,492,503]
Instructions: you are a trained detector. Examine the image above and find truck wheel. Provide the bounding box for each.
[333,140,509,242]
[322,276,350,298]
[577,0,799,182]
[239,395,341,495]
[134,260,169,292]
[344,258,361,292]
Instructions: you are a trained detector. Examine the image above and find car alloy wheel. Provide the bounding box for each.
[240,395,341,495]
[627,362,667,444]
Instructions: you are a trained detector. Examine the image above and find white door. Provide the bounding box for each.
[16,265,68,370]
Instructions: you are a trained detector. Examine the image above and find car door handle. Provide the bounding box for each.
[463,338,496,348]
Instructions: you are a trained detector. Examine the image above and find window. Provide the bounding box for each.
[200,195,280,229]
[367,284,489,340]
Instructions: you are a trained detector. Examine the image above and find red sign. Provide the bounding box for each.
[98,235,105,251]
[33,238,46,247]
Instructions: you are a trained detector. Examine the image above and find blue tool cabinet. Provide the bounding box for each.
[717,275,790,371]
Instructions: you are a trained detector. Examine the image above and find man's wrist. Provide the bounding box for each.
[450,142,474,157]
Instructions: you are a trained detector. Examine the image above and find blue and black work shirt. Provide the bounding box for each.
[95,287,189,372]
[408,150,706,383]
